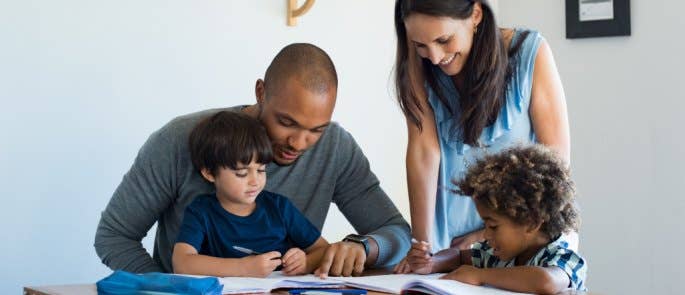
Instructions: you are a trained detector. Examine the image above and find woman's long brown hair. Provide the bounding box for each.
[394,0,528,146]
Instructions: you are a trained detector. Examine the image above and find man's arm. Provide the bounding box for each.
[94,128,177,273]
[331,130,411,267]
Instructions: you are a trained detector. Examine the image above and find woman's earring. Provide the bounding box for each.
[474,25,478,35]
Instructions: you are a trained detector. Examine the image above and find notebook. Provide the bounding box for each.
[217,272,345,294]
[217,272,530,295]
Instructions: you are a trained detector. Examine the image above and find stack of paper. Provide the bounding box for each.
[216,271,530,295]
[218,273,344,294]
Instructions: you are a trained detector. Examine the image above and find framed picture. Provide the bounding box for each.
[566,0,631,39]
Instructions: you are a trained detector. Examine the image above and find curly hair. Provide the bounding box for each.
[454,145,580,239]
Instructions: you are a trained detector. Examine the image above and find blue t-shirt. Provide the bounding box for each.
[471,235,587,291]
[175,191,320,258]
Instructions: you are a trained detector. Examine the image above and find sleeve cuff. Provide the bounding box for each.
[367,223,411,267]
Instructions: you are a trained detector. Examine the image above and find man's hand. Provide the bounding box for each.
[314,241,366,277]
[282,248,307,275]
[242,251,282,277]
[440,265,483,286]
[393,256,411,274]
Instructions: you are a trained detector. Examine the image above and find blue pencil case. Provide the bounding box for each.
[96,270,223,295]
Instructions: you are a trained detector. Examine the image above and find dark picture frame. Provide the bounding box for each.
[566,0,631,39]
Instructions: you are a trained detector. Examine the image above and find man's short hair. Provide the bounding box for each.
[263,43,338,97]
[188,111,273,176]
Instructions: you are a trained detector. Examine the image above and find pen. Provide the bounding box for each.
[411,238,434,257]
[232,245,263,255]
[233,245,282,261]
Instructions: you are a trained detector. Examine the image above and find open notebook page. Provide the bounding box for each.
[218,272,345,294]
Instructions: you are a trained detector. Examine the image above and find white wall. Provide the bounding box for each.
[0,1,407,293]
[3,1,681,294]
[498,1,685,294]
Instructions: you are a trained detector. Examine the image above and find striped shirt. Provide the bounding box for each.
[471,235,587,291]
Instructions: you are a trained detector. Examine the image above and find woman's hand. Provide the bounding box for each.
[405,240,435,274]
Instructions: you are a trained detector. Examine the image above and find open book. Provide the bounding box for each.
[217,272,530,295]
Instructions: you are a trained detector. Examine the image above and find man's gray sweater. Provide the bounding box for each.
[94,106,410,273]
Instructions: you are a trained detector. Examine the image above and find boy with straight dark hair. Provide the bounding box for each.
[172,111,328,277]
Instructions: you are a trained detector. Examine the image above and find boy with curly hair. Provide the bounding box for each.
[409,145,587,294]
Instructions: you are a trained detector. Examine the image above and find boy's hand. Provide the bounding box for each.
[243,251,282,277]
[282,248,307,275]
[440,265,483,286]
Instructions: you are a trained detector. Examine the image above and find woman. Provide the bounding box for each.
[393,0,573,274]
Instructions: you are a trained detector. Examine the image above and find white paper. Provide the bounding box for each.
[579,0,614,22]
[218,272,345,294]
[403,278,531,295]
[215,271,532,295]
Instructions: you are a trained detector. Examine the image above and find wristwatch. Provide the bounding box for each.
[343,234,370,256]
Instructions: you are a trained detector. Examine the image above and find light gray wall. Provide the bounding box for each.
[0,1,407,293]
[3,1,681,294]
[498,1,685,294]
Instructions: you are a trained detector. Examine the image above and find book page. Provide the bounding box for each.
[404,279,532,295]
[337,273,443,293]
[218,272,346,294]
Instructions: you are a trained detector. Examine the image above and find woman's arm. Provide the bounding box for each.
[406,106,441,243]
[404,45,441,243]
[530,40,571,165]
[172,243,282,278]
[393,45,442,275]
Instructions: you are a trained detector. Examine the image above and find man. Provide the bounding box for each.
[94,43,410,276]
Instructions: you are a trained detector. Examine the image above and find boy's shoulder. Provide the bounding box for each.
[536,235,580,261]
[535,236,588,291]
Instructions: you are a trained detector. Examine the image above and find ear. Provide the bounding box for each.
[255,79,266,105]
[525,220,543,234]
[471,2,484,28]
[200,168,216,183]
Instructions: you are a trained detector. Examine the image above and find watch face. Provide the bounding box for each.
[344,234,370,256]
[345,234,367,243]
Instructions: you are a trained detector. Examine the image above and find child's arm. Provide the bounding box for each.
[304,237,329,274]
[281,237,329,276]
[172,243,282,278]
[443,265,570,295]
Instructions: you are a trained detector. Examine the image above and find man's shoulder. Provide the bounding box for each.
[187,194,216,210]
[163,107,242,134]
[317,121,357,147]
